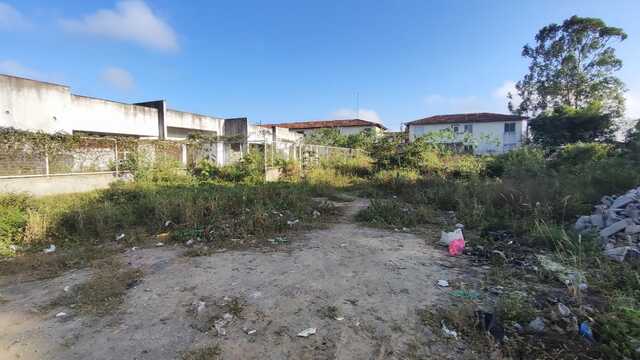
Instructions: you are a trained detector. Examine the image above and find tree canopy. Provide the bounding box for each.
[510,16,627,118]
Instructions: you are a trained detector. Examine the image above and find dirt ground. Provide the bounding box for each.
[0,199,482,360]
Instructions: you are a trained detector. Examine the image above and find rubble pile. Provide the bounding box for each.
[575,186,640,263]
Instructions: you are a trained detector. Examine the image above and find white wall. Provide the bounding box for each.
[0,75,72,133]
[70,95,159,137]
[408,121,526,155]
[165,110,223,139]
[299,126,380,136]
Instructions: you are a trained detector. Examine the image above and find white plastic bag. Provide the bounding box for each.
[439,228,463,247]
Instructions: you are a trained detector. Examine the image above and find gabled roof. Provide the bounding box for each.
[261,119,387,130]
[407,112,527,126]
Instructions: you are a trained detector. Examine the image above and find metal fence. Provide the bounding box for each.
[0,135,363,179]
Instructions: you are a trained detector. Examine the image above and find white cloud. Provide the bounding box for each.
[61,0,178,52]
[0,60,42,78]
[493,80,522,110]
[101,66,134,91]
[0,2,30,29]
[332,108,381,123]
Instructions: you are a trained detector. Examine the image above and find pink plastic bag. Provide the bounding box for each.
[448,238,465,256]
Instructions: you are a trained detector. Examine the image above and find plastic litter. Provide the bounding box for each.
[439,228,464,246]
[297,328,317,337]
[448,238,465,256]
[55,312,68,318]
[441,320,458,338]
[155,242,164,247]
[335,317,344,321]
[287,219,300,226]
[63,286,71,292]
[436,280,449,287]
[312,210,321,218]
[269,237,288,245]
[43,244,56,254]
[579,321,594,342]
[115,233,126,241]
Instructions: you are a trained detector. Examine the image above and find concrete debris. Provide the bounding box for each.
[527,317,545,334]
[297,328,317,337]
[603,246,640,264]
[312,210,321,218]
[575,187,640,259]
[43,244,56,254]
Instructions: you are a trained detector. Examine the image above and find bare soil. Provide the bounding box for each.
[0,199,481,360]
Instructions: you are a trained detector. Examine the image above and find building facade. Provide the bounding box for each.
[406,113,528,155]
[262,119,387,136]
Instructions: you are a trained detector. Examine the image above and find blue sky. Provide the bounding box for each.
[1,0,639,130]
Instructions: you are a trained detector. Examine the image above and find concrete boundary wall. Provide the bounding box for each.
[0,172,131,196]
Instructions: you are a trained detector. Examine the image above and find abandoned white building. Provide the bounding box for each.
[0,74,304,164]
[405,112,528,155]
[262,119,387,136]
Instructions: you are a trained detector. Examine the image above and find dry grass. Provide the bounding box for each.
[49,257,143,316]
[181,344,221,360]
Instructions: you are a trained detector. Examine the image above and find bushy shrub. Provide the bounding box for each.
[485,147,546,178]
[0,194,30,256]
[550,142,613,169]
[191,151,265,184]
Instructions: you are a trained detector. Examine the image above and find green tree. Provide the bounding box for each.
[528,103,615,147]
[510,16,627,118]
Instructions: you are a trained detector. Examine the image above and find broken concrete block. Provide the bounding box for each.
[625,224,640,235]
[601,196,614,207]
[600,219,632,239]
[575,216,592,232]
[603,246,640,264]
[589,214,605,229]
[611,194,638,209]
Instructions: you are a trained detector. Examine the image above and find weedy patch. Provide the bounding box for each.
[0,245,117,280]
[356,198,439,228]
[181,344,221,360]
[225,297,245,318]
[317,305,341,319]
[182,247,215,258]
[49,257,143,316]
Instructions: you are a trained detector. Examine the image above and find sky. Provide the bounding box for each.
[1,0,639,131]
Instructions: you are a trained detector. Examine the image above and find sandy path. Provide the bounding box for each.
[0,199,473,360]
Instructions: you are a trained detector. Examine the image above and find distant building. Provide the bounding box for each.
[262,119,387,136]
[405,112,528,155]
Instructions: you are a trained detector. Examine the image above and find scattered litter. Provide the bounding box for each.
[155,242,164,247]
[115,233,126,241]
[195,301,207,318]
[214,319,228,336]
[244,328,257,335]
[43,244,56,254]
[312,210,321,218]
[402,227,410,232]
[537,254,586,287]
[579,321,594,342]
[335,317,344,321]
[449,238,465,256]
[63,286,71,293]
[131,246,138,251]
[527,317,545,334]
[185,239,195,246]
[557,303,572,317]
[439,228,464,246]
[441,320,458,338]
[436,280,449,287]
[55,312,68,318]
[449,289,480,300]
[297,327,317,337]
[476,310,505,343]
[164,220,174,227]
[269,237,288,245]
[287,219,300,226]
[9,244,20,252]
[222,313,233,321]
